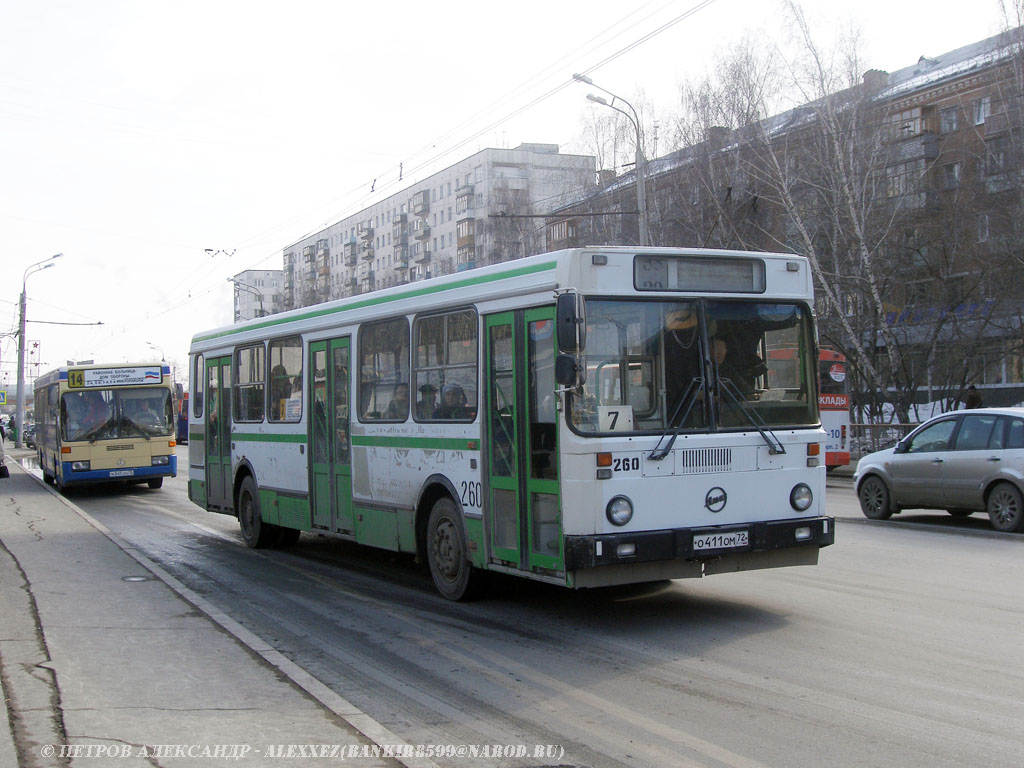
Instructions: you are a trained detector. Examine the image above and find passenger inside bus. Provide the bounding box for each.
[433,384,467,419]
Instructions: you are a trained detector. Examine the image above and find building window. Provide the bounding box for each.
[985,136,1007,175]
[882,107,921,141]
[974,96,991,125]
[885,159,924,197]
[943,162,960,190]
[940,106,958,133]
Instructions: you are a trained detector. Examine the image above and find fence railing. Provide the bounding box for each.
[850,422,920,457]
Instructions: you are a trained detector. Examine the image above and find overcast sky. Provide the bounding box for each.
[0,0,1012,392]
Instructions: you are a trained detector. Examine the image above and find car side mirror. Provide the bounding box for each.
[894,438,908,454]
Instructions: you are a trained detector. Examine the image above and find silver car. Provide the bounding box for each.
[853,407,1024,532]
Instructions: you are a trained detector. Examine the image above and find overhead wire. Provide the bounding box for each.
[101,0,725,340]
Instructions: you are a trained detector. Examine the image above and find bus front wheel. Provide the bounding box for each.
[426,497,479,601]
[238,476,277,548]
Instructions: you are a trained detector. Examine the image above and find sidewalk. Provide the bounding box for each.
[0,451,415,768]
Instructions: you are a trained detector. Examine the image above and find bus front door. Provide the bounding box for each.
[485,309,563,574]
[206,356,233,511]
[309,337,353,534]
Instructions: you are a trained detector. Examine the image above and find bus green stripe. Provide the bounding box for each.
[192,260,557,344]
[232,432,307,444]
[352,435,479,451]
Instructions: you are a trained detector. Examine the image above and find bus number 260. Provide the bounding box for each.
[461,481,483,508]
[612,457,640,472]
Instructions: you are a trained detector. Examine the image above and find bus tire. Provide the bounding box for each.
[238,476,277,548]
[426,497,478,601]
[147,478,163,489]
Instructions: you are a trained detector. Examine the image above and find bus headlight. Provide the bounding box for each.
[606,496,634,526]
[71,460,91,472]
[790,483,813,511]
[151,455,170,466]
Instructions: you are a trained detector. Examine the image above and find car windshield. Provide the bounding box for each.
[61,388,174,442]
[567,299,818,435]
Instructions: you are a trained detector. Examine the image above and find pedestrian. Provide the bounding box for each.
[964,385,983,409]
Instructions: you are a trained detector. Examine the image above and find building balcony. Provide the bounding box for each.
[413,223,431,240]
[345,253,358,267]
[413,190,430,216]
[415,249,432,265]
[358,223,374,241]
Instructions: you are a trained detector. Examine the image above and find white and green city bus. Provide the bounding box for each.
[34,362,178,491]
[188,247,834,599]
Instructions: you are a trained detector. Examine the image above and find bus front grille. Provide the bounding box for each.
[106,444,134,452]
[679,448,732,474]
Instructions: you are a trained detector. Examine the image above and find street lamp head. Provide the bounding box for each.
[572,73,594,86]
[586,93,609,106]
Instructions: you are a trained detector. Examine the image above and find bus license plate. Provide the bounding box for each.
[693,530,748,551]
[109,470,134,477]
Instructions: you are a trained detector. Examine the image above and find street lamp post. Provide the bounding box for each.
[16,253,62,448]
[573,73,648,247]
[227,278,265,320]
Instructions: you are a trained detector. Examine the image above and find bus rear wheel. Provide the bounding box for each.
[238,476,277,548]
[426,497,478,601]
[147,478,163,489]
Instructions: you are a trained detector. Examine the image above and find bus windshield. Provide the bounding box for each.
[568,299,818,434]
[61,388,174,442]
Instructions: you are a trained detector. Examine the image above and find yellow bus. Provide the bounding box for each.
[34,362,178,492]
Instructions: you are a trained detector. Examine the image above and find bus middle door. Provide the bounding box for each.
[309,338,354,534]
[485,309,563,575]
[205,356,233,511]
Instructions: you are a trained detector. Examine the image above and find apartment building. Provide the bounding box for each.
[230,269,285,322]
[279,143,594,311]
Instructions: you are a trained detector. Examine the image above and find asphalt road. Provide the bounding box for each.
[43,451,1024,768]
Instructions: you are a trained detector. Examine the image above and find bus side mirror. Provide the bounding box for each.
[557,292,587,354]
[555,354,586,388]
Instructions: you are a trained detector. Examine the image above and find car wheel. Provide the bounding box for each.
[858,475,893,520]
[986,482,1024,532]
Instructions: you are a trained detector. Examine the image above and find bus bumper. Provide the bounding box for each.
[60,457,177,485]
[564,516,834,576]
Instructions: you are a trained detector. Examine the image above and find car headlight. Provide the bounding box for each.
[790,483,813,511]
[71,460,91,472]
[151,455,170,466]
[606,495,634,526]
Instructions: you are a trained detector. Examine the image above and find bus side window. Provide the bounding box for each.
[193,355,204,419]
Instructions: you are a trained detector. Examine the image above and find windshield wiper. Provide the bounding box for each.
[717,377,786,455]
[648,377,703,461]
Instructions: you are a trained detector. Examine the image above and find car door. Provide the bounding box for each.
[890,416,959,508]
[943,412,1001,508]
